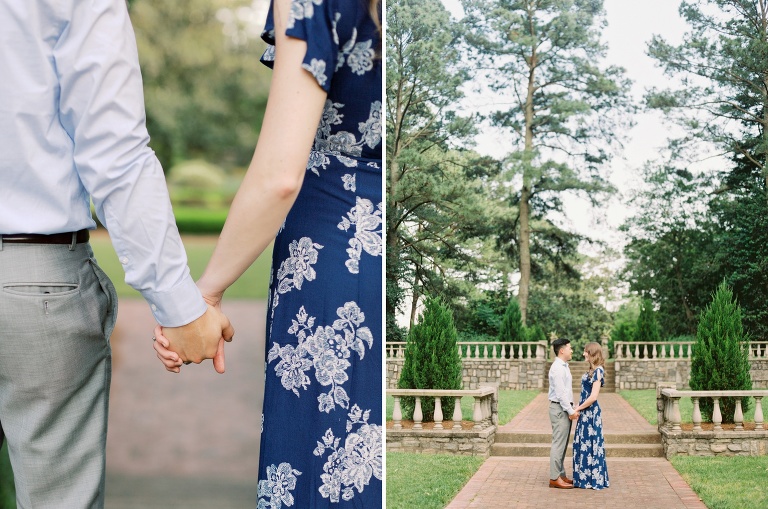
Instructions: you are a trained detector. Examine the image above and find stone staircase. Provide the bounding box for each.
[547,360,616,393]
[491,430,664,458]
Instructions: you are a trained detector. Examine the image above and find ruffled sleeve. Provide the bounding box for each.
[592,367,605,387]
[260,0,338,92]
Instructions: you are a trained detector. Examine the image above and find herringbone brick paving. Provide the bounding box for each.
[444,393,707,508]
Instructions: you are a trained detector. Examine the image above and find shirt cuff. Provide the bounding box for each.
[140,275,207,327]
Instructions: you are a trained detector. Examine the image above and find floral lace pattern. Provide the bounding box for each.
[338,198,383,274]
[573,367,609,489]
[257,462,302,509]
[307,100,383,175]
[267,303,374,412]
[313,405,383,503]
[287,0,323,30]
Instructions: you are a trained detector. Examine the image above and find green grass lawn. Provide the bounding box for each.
[618,389,756,426]
[386,389,539,426]
[386,453,483,509]
[671,456,768,509]
[90,232,271,299]
[620,390,764,509]
[386,390,538,509]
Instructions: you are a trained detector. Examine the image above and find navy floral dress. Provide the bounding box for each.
[572,366,609,490]
[255,1,382,508]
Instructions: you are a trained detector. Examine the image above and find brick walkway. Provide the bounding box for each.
[105,299,265,508]
[445,393,708,509]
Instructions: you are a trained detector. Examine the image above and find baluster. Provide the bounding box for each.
[661,343,667,358]
[692,397,702,431]
[616,343,623,359]
[632,344,638,359]
[434,397,444,430]
[393,396,402,430]
[686,344,692,358]
[670,397,682,431]
[413,396,423,430]
[484,344,489,359]
[458,344,463,359]
[734,399,744,431]
[453,396,462,430]
[483,395,491,425]
[473,396,483,430]
[712,397,722,431]
[754,397,764,431]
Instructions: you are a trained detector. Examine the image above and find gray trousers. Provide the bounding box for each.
[0,241,117,508]
[549,402,573,480]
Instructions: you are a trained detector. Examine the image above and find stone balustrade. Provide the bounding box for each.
[615,341,693,359]
[386,386,498,456]
[386,341,547,360]
[387,387,497,431]
[657,384,768,457]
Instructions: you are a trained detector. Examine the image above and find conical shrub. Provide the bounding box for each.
[397,297,463,421]
[690,283,752,423]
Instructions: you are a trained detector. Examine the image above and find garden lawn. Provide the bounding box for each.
[671,456,768,509]
[90,232,271,299]
[386,389,539,425]
[621,390,764,509]
[618,389,755,426]
[386,453,483,509]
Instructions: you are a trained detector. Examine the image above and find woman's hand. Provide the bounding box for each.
[152,324,183,373]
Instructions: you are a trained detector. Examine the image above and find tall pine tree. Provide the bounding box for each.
[689,283,752,423]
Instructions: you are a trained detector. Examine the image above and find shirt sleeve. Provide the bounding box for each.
[260,0,339,92]
[53,0,206,327]
[556,363,575,415]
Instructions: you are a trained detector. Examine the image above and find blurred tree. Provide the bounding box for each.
[498,298,524,342]
[129,0,271,171]
[462,0,632,324]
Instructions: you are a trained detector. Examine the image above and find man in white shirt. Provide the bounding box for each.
[0,1,233,507]
[548,337,579,489]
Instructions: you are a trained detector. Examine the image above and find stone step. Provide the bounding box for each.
[490,442,664,458]
[494,432,661,445]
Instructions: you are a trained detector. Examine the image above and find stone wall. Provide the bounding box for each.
[388,357,768,390]
[615,360,691,390]
[385,426,496,457]
[386,358,547,390]
[616,359,768,390]
[751,359,768,389]
[661,429,768,458]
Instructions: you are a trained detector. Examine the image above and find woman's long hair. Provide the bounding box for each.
[369,0,381,34]
[584,342,605,377]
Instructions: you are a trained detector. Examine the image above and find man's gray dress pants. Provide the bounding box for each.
[0,241,117,508]
[549,402,572,480]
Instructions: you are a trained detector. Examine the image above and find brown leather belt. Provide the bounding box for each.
[1,229,90,245]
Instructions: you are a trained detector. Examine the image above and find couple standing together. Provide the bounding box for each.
[0,0,381,507]
[548,338,610,490]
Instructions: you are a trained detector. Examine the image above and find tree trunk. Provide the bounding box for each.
[518,3,537,326]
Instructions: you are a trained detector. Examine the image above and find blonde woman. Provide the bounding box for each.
[572,342,610,489]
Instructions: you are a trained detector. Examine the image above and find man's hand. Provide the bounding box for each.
[569,411,580,421]
[157,304,234,373]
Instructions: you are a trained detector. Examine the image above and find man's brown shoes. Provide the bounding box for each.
[560,475,573,484]
[549,477,573,489]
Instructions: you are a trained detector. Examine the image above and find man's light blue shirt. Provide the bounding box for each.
[548,358,574,415]
[0,0,205,326]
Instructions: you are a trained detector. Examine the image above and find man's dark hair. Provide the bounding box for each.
[552,337,570,357]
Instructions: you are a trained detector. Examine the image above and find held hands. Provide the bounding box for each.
[569,411,580,421]
[153,303,234,374]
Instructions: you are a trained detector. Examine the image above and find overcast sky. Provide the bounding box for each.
[439,0,693,247]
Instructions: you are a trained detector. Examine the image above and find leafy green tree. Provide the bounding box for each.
[130,0,271,169]
[634,299,661,343]
[498,298,524,342]
[690,283,752,423]
[398,297,463,421]
[645,1,768,340]
[524,324,547,343]
[609,298,640,357]
[461,0,632,324]
[386,0,499,332]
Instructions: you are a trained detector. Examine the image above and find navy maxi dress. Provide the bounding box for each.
[572,366,609,490]
[256,1,382,508]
